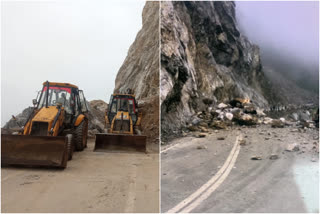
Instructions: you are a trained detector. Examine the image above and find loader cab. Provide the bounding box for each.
[37,82,88,127]
[107,94,138,125]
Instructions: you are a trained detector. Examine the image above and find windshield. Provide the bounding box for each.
[110,97,135,114]
[39,86,72,113]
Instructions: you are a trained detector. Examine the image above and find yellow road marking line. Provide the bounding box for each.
[161,143,180,153]
[181,143,241,213]
[167,135,241,213]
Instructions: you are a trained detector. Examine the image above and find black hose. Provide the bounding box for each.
[50,107,62,135]
[46,81,49,108]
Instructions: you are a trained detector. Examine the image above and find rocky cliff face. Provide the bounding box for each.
[161,1,274,138]
[114,2,159,146]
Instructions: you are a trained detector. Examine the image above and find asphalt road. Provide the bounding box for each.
[161,125,319,213]
[1,139,159,213]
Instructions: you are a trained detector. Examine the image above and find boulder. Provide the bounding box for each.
[256,108,266,117]
[218,112,225,120]
[198,133,207,138]
[279,117,285,123]
[217,103,228,109]
[285,143,299,152]
[200,126,209,132]
[251,156,262,160]
[263,117,273,124]
[271,119,284,128]
[191,117,202,126]
[269,154,279,160]
[188,125,199,132]
[88,100,108,133]
[196,145,207,149]
[198,121,209,128]
[89,118,105,132]
[203,98,214,105]
[210,120,227,129]
[225,112,233,121]
[299,111,311,121]
[233,113,257,126]
[243,103,257,114]
[291,113,299,121]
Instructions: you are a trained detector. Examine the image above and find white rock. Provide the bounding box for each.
[256,108,266,117]
[225,112,233,120]
[291,113,299,121]
[218,103,228,109]
[285,143,299,152]
[280,117,286,123]
[218,112,225,120]
[263,117,273,124]
[242,114,252,120]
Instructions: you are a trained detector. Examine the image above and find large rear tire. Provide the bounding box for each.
[66,134,74,160]
[74,119,88,151]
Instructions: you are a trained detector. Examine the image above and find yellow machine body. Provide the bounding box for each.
[2,81,89,168]
[95,93,146,152]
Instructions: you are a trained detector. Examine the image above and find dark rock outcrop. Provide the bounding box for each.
[161,1,271,139]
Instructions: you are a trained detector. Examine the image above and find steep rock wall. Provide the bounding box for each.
[161,1,272,137]
[114,2,159,145]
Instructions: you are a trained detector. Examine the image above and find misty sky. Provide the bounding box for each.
[236,1,319,70]
[1,0,145,125]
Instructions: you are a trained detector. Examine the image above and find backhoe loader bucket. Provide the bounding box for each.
[94,133,147,153]
[1,134,68,168]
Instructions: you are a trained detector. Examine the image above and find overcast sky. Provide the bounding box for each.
[1,0,145,125]
[236,1,319,70]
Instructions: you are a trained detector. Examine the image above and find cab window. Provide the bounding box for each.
[79,90,88,113]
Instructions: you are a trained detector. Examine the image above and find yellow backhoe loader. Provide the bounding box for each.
[1,81,89,168]
[94,89,147,152]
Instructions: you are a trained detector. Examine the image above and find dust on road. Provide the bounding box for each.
[1,139,159,213]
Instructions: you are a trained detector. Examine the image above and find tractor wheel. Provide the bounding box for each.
[66,134,74,160]
[84,120,88,148]
[73,119,88,151]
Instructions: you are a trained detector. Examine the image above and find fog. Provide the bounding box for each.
[1,0,145,125]
[236,1,319,93]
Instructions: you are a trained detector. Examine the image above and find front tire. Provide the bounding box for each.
[74,119,88,151]
[66,134,74,160]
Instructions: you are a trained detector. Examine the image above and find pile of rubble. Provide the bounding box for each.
[186,100,318,135]
[87,100,108,137]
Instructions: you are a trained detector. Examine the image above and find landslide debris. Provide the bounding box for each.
[161,1,272,140]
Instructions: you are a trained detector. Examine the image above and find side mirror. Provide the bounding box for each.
[32,99,37,106]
